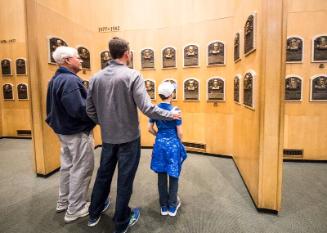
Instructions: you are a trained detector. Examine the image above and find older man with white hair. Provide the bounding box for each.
[46,46,98,223]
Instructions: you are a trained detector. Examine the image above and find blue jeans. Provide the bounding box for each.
[158,173,179,208]
[89,137,141,232]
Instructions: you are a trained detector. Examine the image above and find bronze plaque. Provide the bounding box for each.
[3,84,13,100]
[49,37,68,64]
[234,33,240,62]
[311,76,327,100]
[17,83,28,100]
[16,59,27,75]
[141,49,154,69]
[145,80,155,100]
[243,72,253,107]
[163,80,177,100]
[1,59,12,76]
[208,78,224,101]
[128,51,134,69]
[313,36,327,62]
[184,45,199,67]
[162,47,176,68]
[244,15,255,56]
[101,51,111,69]
[208,42,224,65]
[285,77,302,101]
[82,80,89,89]
[184,79,199,100]
[78,47,90,69]
[234,76,240,102]
[286,37,303,62]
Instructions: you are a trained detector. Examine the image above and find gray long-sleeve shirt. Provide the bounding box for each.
[86,60,174,144]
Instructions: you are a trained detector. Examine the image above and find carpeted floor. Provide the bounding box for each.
[0,139,326,233]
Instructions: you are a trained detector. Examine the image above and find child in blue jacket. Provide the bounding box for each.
[148,81,187,216]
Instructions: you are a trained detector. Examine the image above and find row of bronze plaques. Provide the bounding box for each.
[47,13,257,69]
[1,58,27,76]
[48,37,226,69]
[286,35,327,63]
[48,12,255,68]
[2,83,28,100]
[284,75,327,101]
[144,78,226,102]
[141,74,327,106]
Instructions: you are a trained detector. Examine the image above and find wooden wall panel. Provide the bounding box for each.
[232,0,285,211]
[232,0,262,207]
[0,0,31,137]
[25,1,101,174]
[284,1,327,160]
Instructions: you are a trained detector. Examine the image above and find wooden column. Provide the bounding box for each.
[257,0,286,210]
[25,0,60,175]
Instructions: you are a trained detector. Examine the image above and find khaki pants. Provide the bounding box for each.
[57,132,94,214]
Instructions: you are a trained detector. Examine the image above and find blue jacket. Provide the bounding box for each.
[46,67,95,135]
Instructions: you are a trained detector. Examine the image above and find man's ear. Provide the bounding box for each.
[64,57,71,65]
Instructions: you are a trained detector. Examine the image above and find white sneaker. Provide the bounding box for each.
[64,202,90,223]
[56,202,68,213]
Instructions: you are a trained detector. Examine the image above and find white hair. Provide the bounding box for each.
[52,46,78,65]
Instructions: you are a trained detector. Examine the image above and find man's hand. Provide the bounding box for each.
[171,110,181,120]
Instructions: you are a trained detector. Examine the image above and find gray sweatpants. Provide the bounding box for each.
[57,132,94,214]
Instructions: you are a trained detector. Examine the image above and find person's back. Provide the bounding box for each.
[88,61,143,143]
[88,60,178,144]
[86,37,181,233]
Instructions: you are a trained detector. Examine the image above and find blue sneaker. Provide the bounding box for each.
[160,206,168,216]
[101,198,111,213]
[128,208,140,227]
[114,208,140,233]
[88,198,111,227]
[168,199,181,217]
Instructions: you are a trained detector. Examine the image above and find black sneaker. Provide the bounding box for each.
[88,198,111,227]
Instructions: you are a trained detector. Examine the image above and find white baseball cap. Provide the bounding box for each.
[158,82,175,97]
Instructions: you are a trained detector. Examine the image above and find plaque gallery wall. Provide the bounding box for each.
[0,34,324,105]
[45,30,326,70]
[10,16,322,107]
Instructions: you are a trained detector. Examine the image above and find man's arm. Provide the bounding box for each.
[132,74,180,120]
[86,79,98,124]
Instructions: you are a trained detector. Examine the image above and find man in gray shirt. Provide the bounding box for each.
[86,37,180,233]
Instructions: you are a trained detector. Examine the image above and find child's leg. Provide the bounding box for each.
[158,172,169,207]
[168,176,179,208]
